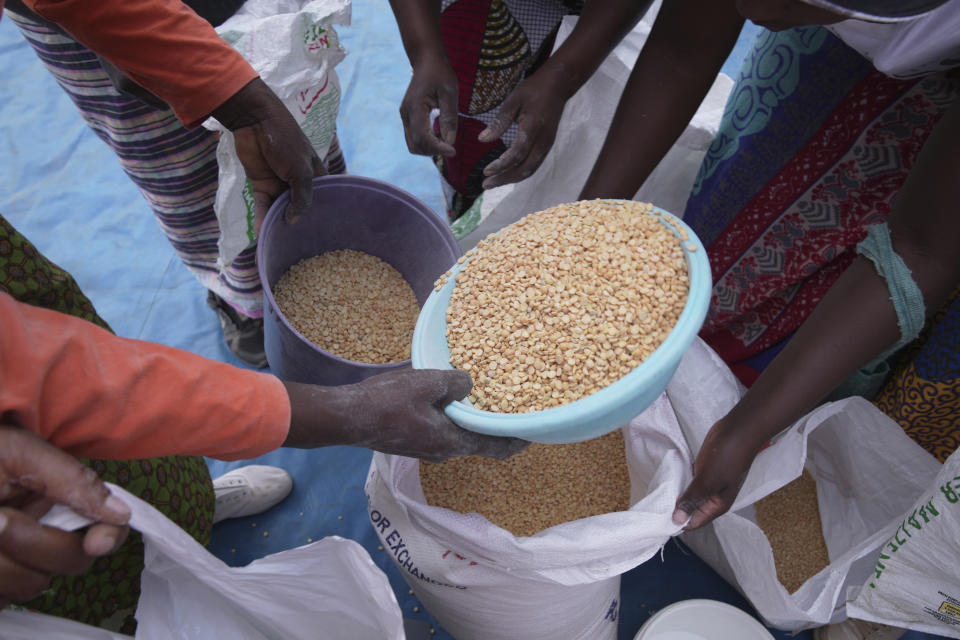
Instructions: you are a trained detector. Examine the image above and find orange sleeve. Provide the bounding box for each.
[0,292,291,460]
[23,0,258,128]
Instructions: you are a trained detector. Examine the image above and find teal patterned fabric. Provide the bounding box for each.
[681,25,959,388]
[693,26,829,192]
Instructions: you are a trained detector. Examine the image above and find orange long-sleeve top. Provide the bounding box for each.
[12,0,258,128]
[0,292,291,460]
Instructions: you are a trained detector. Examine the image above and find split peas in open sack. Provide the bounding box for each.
[423,200,690,536]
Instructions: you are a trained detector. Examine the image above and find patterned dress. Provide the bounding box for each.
[0,214,215,634]
[436,0,583,221]
[682,26,960,461]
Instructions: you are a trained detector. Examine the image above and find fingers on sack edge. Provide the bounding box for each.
[0,552,52,604]
[0,428,130,525]
[0,508,95,578]
[674,493,726,530]
[673,480,708,526]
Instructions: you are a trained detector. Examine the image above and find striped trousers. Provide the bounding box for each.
[8,9,346,318]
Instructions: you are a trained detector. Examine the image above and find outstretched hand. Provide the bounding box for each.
[283,369,529,463]
[213,78,327,231]
[399,56,459,157]
[672,419,761,530]
[0,426,131,606]
[479,73,568,190]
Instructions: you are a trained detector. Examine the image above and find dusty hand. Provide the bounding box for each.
[284,370,529,462]
[672,418,761,530]
[399,56,459,157]
[0,426,131,606]
[479,73,567,190]
[213,78,327,231]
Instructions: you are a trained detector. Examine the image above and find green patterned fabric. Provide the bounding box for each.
[451,192,484,241]
[1,213,215,634]
[0,215,108,330]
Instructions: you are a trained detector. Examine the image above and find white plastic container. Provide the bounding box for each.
[634,599,775,640]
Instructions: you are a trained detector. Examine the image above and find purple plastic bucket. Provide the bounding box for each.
[257,175,461,386]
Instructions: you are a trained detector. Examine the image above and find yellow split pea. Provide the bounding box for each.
[273,249,420,364]
[421,429,630,537]
[754,470,830,593]
[441,199,689,413]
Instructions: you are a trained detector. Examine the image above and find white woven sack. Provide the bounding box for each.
[8,484,404,640]
[204,0,350,270]
[364,397,693,640]
[847,447,960,638]
[666,340,942,631]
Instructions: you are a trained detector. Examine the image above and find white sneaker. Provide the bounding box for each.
[812,619,906,640]
[212,465,293,524]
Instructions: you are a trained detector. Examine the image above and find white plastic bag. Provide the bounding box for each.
[204,0,350,270]
[364,405,694,640]
[663,339,942,631]
[0,609,133,640]
[847,448,960,638]
[459,1,733,248]
[4,484,404,640]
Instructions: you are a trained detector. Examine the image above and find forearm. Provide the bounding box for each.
[580,0,743,200]
[279,370,531,464]
[725,258,900,450]
[723,99,960,449]
[0,293,290,461]
[281,381,354,449]
[533,0,655,101]
[281,380,405,450]
[388,0,447,68]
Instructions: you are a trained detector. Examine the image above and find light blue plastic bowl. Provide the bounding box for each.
[411,203,712,444]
